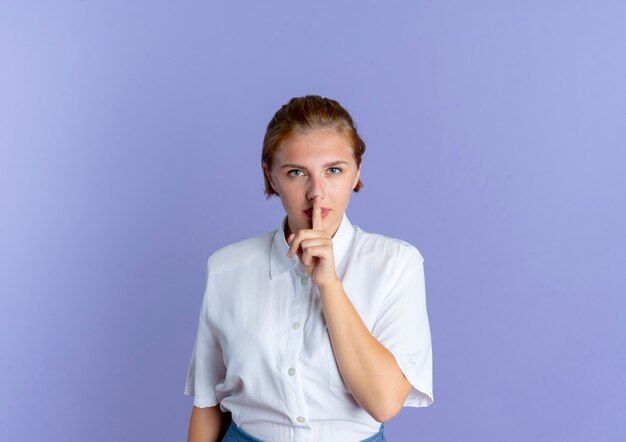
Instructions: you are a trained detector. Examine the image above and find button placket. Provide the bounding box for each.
[281,271,313,427]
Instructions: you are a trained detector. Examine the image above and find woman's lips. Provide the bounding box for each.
[303,208,331,219]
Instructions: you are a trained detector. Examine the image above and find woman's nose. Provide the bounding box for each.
[306,175,325,200]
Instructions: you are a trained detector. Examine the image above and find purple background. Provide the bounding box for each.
[1,1,625,441]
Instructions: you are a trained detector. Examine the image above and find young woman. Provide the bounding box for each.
[185,96,433,442]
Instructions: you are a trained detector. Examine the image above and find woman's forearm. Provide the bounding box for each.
[188,405,224,442]
[319,279,412,423]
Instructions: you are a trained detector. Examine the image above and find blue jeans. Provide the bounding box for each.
[222,421,386,442]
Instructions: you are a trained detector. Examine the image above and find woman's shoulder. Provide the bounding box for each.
[206,230,275,273]
[352,225,424,263]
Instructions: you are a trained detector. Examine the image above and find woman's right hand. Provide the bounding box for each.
[286,196,339,289]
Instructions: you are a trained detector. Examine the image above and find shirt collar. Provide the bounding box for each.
[269,213,355,279]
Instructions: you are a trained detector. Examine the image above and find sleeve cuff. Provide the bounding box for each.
[392,351,433,407]
[184,385,220,408]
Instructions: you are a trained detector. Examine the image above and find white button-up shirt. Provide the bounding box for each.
[185,214,433,442]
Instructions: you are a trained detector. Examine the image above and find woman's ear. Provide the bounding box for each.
[263,163,279,194]
[352,164,361,190]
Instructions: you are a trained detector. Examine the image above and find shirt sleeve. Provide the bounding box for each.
[184,258,226,408]
[371,245,433,407]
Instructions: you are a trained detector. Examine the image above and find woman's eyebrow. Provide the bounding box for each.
[280,163,306,169]
[280,160,349,169]
[324,160,349,167]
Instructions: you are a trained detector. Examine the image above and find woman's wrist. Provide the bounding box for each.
[316,276,342,294]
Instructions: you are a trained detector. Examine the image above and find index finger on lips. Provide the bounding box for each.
[312,196,323,231]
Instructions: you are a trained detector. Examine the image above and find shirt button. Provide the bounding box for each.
[288,367,296,376]
[292,322,300,330]
[299,276,308,286]
[296,416,306,423]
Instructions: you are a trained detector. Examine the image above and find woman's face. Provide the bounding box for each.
[266,128,361,238]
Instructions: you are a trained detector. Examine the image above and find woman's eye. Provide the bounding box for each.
[288,169,304,177]
[328,167,342,174]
